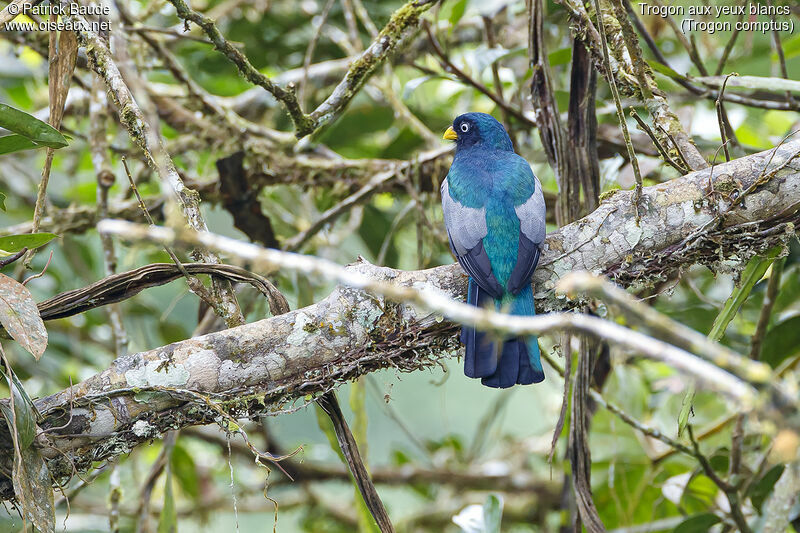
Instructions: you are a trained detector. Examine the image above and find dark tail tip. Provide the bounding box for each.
[480,337,544,388]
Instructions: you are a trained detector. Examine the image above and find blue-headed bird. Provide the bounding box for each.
[441,113,546,388]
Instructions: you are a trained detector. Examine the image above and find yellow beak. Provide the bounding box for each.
[443,126,457,141]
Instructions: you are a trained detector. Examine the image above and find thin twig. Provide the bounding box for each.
[0,248,27,269]
[166,0,439,138]
[715,74,738,162]
[69,11,245,327]
[283,147,450,251]
[122,157,219,310]
[317,392,395,532]
[121,10,286,143]
[482,15,516,149]
[22,250,53,286]
[27,23,77,267]
[629,108,687,174]
[135,431,177,533]
[541,348,695,459]
[299,0,336,105]
[657,124,693,173]
[164,0,312,134]
[649,0,707,75]
[90,41,127,357]
[728,130,800,210]
[715,3,745,76]
[548,340,572,467]
[351,0,378,37]
[122,24,216,44]
[767,0,798,109]
[687,425,753,533]
[557,272,773,385]
[424,20,533,127]
[591,0,643,220]
[728,414,744,481]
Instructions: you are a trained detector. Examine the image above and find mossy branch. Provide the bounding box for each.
[166,0,440,139]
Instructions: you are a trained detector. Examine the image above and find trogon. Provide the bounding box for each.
[441,112,546,388]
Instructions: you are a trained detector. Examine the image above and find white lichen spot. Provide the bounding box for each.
[624,219,643,248]
[287,312,313,346]
[125,360,190,388]
[686,200,713,226]
[665,203,685,227]
[79,409,117,437]
[132,419,156,438]
[184,349,222,391]
[354,303,383,327]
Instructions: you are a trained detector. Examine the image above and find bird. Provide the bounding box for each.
[441,112,546,388]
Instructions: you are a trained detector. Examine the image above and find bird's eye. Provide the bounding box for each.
[460,123,470,133]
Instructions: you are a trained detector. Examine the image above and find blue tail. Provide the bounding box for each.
[462,279,544,388]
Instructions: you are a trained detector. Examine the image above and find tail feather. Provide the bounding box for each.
[462,281,544,388]
[463,279,499,378]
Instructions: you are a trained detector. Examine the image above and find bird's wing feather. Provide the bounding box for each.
[515,175,546,244]
[441,178,504,299]
[507,169,546,295]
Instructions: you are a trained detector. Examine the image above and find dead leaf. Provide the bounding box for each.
[48,24,78,132]
[0,273,47,359]
[12,445,55,533]
[28,23,79,254]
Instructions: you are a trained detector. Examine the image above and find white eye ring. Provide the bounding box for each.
[460,123,469,133]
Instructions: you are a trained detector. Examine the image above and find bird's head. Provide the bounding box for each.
[443,112,513,152]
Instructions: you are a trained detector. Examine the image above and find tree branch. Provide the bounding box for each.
[1,140,799,501]
[166,0,440,138]
[67,11,244,327]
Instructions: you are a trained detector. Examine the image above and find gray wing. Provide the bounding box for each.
[441,179,504,299]
[516,176,546,244]
[507,176,546,295]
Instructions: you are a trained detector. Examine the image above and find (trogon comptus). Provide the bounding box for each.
[441,112,546,388]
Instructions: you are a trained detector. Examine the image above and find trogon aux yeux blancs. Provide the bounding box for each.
[441,113,546,388]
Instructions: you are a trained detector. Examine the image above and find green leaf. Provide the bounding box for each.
[482,494,503,533]
[708,247,782,342]
[679,249,781,436]
[0,233,57,256]
[677,382,695,438]
[157,464,177,533]
[447,0,468,29]
[0,373,37,450]
[781,33,800,59]
[171,443,199,501]
[0,364,40,449]
[681,475,719,514]
[549,47,572,67]
[349,380,377,533]
[649,60,689,81]
[760,315,800,368]
[774,264,800,314]
[672,513,721,533]
[402,75,443,99]
[0,134,38,156]
[0,191,5,211]
[749,464,785,512]
[0,273,48,359]
[0,103,68,149]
